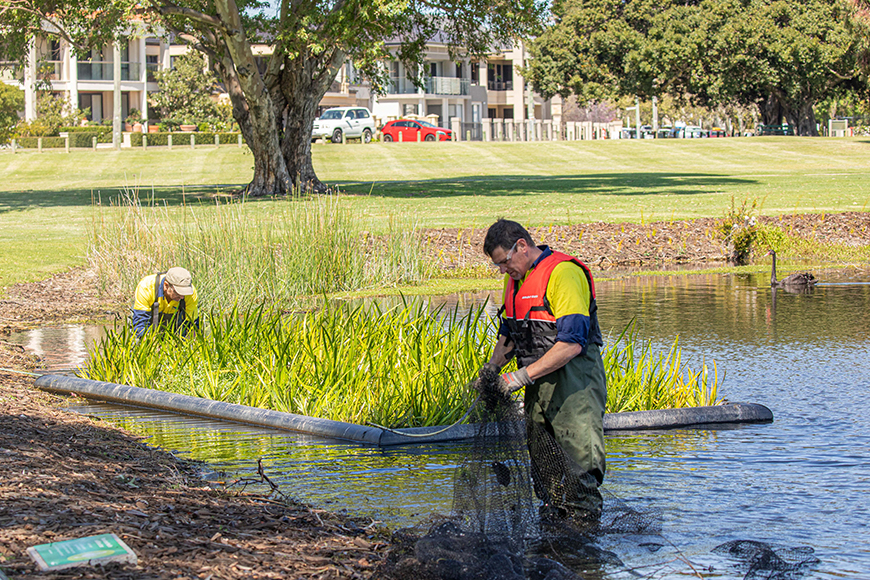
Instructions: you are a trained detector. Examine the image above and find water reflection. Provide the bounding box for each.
[8,324,107,372]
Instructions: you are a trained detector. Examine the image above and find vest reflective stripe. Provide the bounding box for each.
[503,251,602,367]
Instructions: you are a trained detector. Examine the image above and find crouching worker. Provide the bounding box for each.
[131,267,200,339]
[480,219,607,525]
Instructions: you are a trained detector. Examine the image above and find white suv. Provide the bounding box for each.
[311,107,376,143]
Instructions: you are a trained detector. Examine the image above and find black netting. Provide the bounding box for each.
[407,367,661,580]
[386,368,819,580]
[712,540,820,580]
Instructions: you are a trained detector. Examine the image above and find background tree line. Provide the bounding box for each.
[525,0,870,136]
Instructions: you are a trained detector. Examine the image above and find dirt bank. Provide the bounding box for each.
[423,212,870,271]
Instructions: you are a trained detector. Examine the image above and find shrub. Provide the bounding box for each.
[715,196,762,265]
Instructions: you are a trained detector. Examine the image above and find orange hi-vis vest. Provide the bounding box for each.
[503,250,603,368]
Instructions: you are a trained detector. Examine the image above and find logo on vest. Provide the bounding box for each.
[520,294,539,299]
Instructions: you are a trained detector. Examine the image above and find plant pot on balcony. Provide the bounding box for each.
[148,125,159,133]
[133,122,143,133]
[180,125,197,132]
[124,123,133,132]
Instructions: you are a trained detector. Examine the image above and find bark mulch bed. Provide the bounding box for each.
[0,350,393,579]
[422,212,870,271]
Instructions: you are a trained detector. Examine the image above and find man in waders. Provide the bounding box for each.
[481,219,607,524]
[131,267,200,339]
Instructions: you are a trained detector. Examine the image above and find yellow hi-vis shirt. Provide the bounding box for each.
[131,273,199,336]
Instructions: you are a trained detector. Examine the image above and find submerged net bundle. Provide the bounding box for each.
[712,540,821,580]
[383,368,822,580]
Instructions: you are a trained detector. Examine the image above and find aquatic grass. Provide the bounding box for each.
[603,319,722,413]
[84,301,724,426]
[84,299,490,427]
[87,188,433,309]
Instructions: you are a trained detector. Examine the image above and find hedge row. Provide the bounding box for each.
[60,126,112,134]
[15,132,114,148]
[130,132,244,147]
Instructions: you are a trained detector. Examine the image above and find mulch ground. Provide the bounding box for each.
[1,212,868,579]
[422,212,870,272]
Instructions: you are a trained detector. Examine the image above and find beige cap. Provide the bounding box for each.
[165,267,194,296]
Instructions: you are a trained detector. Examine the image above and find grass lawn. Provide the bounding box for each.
[2,137,869,289]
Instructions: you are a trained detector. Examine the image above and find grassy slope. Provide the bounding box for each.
[2,137,869,289]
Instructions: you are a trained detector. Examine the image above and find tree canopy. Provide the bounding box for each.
[150,52,219,125]
[0,83,24,144]
[526,0,870,135]
[2,0,544,193]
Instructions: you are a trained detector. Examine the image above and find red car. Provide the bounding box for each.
[381,119,453,142]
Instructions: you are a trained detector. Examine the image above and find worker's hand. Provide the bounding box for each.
[500,368,532,393]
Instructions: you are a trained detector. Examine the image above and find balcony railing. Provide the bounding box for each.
[0,61,22,81]
[386,76,420,94]
[426,76,469,95]
[386,75,471,96]
[77,61,141,81]
[488,80,513,91]
[38,60,63,80]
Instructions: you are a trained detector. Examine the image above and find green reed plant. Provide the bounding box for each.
[84,299,489,427]
[87,187,433,308]
[603,319,722,413]
[84,300,724,426]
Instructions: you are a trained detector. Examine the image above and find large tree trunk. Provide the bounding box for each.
[213,0,292,197]
[271,48,346,193]
[215,57,292,196]
[792,99,819,136]
[760,93,785,125]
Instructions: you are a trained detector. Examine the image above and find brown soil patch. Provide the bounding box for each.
[0,268,124,333]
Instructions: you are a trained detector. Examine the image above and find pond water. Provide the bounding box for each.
[13,268,870,579]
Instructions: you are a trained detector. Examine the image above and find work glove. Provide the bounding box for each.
[500,368,532,393]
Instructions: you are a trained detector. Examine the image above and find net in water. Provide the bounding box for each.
[407,367,660,580]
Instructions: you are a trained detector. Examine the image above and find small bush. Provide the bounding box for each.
[14,136,66,148]
[715,196,762,265]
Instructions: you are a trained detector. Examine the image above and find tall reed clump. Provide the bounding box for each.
[87,188,434,308]
[84,300,723,426]
[84,299,490,428]
[603,319,722,413]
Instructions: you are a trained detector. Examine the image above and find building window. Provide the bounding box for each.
[49,40,62,61]
[471,63,479,85]
[488,63,513,91]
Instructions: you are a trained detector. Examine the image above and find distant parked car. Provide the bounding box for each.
[311,107,375,143]
[709,127,728,138]
[381,119,453,142]
[683,125,708,138]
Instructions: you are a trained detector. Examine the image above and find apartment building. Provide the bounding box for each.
[372,37,555,129]
[4,29,552,131]
[3,26,181,124]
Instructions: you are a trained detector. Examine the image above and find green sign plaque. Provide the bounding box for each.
[27,533,137,571]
